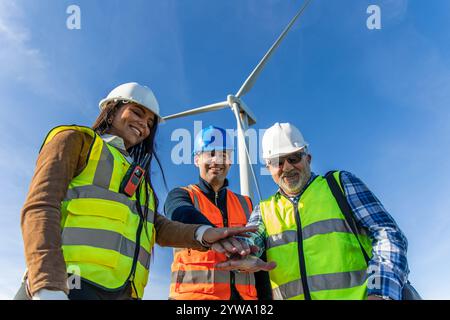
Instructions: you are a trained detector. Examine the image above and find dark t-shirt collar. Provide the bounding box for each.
[197,176,229,196]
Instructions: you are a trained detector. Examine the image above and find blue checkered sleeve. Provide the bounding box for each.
[238,204,267,258]
[340,171,409,300]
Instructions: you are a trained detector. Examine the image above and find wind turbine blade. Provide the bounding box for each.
[231,104,262,201]
[162,101,228,121]
[235,0,313,98]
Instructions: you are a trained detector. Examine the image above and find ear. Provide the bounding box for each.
[265,161,275,177]
[194,154,200,168]
[306,154,312,164]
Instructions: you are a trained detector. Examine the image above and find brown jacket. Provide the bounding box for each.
[21,129,206,296]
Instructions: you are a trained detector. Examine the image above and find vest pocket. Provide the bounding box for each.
[62,199,130,268]
[174,250,218,294]
[64,199,128,232]
[234,272,257,298]
[65,198,129,222]
[63,244,120,269]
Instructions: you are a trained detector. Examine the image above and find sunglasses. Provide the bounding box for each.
[267,152,307,168]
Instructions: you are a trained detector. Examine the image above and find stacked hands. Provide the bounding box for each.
[202,226,277,272]
[32,226,274,300]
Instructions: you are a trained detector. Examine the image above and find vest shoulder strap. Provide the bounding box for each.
[40,125,97,152]
[231,192,253,220]
[324,171,370,264]
[181,184,201,211]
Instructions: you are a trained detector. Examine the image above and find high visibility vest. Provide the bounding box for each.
[169,184,257,300]
[260,172,373,300]
[42,125,156,299]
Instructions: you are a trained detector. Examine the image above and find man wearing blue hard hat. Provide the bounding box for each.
[165,125,272,300]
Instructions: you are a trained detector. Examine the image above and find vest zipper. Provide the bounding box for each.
[214,190,237,299]
[129,218,143,278]
[292,201,312,300]
[126,205,145,295]
[215,192,228,226]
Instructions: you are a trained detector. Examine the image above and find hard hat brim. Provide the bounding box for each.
[98,97,165,123]
[263,145,308,160]
[192,147,234,156]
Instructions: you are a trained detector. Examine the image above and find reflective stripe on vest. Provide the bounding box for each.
[46,125,156,299]
[266,218,367,250]
[64,185,155,223]
[272,269,367,300]
[169,184,257,300]
[171,270,256,286]
[62,227,152,269]
[260,173,373,300]
[235,193,251,220]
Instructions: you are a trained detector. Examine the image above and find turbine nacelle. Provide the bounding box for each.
[227,95,257,126]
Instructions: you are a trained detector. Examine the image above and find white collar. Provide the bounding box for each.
[100,134,133,163]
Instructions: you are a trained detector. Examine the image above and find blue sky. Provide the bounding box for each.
[0,0,449,299]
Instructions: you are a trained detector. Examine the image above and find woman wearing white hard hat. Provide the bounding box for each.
[15,82,256,300]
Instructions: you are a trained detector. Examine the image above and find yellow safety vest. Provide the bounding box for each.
[260,172,373,300]
[41,125,156,299]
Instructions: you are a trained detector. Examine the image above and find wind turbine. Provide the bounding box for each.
[163,0,313,200]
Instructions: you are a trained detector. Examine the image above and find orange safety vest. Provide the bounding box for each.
[169,184,257,300]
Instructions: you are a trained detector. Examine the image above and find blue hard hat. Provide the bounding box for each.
[193,126,234,155]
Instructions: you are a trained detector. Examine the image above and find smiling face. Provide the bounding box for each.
[108,103,156,149]
[267,150,312,196]
[194,150,232,187]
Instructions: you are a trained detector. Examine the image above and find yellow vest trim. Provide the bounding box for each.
[261,173,372,300]
[44,125,156,298]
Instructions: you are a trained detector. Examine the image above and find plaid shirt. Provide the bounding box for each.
[244,171,409,300]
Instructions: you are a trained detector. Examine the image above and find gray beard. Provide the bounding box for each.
[278,167,311,196]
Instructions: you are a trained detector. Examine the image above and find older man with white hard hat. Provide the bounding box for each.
[216,122,410,300]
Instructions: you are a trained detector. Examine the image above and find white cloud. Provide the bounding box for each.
[143,246,173,300]
[0,201,26,300]
[363,22,450,115]
[0,262,25,300]
[366,127,450,300]
[407,192,450,300]
[0,1,59,300]
[0,0,82,106]
[379,0,409,25]
[0,1,50,94]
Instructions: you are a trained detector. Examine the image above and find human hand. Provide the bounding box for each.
[202,226,257,244]
[202,226,257,256]
[215,255,277,273]
[32,289,69,300]
[367,295,389,300]
[211,237,260,257]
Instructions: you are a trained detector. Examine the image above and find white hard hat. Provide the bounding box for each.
[99,82,162,121]
[262,122,308,159]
